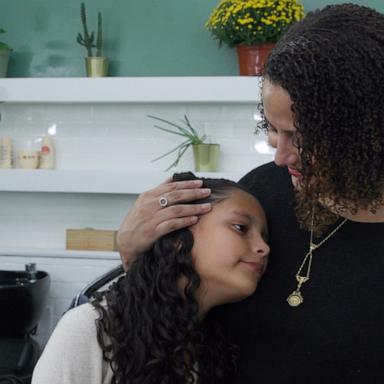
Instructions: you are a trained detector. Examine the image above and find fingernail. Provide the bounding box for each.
[190,216,199,223]
[201,203,211,211]
[193,180,203,186]
[201,188,211,195]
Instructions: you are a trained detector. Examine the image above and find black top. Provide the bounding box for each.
[219,162,384,383]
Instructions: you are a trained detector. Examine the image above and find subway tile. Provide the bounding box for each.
[184,104,223,121]
[41,104,93,123]
[221,104,258,120]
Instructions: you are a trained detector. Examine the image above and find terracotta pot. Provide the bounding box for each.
[236,43,275,76]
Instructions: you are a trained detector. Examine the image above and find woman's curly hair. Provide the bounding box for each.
[92,172,253,383]
[259,3,384,232]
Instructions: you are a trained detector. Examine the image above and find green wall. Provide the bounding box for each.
[1,0,384,77]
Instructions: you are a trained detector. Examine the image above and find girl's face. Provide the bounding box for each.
[190,189,270,314]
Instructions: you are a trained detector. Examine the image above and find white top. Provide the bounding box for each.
[32,303,114,384]
[32,302,199,384]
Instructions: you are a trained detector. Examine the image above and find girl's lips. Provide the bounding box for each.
[242,261,266,275]
[288,167,302,178]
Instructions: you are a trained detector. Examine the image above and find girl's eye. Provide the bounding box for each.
[233,224,247,233]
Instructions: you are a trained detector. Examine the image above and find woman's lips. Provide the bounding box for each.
[288,167,302,178]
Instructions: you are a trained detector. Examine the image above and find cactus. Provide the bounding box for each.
[96,12,102,57]
[76,2,103,57]
[0,28,11,51]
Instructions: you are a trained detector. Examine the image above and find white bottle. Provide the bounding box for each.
[39,135,55,169]
[0,136,13,168]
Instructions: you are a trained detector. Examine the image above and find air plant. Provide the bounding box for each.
[149,115,206,171]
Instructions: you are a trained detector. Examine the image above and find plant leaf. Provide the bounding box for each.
[151,140,190,162]
[165,143,191,171]
[148,115,198,140]
[183,114,200,137]
[153,125,189,138]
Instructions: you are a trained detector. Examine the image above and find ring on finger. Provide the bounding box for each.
[158,196,168,208]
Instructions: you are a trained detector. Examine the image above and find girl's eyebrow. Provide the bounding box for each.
[232,211,254,222]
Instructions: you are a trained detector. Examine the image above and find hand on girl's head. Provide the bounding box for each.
[117,177,212,269]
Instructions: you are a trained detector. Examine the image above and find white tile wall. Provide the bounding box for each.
[0,101,274,347]
[0,103,273,171]
[0,191,136,249]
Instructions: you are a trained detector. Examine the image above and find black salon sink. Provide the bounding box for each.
[0,267,50,338]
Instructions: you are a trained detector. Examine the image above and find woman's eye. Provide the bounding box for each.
[267,131,277,148]
[233,224,247,233]
[266,123,277,133]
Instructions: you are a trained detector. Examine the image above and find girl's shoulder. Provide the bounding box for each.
[32,302,113,384]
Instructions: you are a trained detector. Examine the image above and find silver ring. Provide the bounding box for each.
[158,196,168,208]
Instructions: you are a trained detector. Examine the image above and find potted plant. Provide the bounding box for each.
[76,2,108,77]
[0,28,12,77]
[205,0,305,75]
[149,115,220,172]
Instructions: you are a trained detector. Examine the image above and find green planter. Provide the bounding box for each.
[0,49,11,77]
[193,144,220,172]
[85,57,108,77]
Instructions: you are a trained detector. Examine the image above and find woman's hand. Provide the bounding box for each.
[117,178,212,270]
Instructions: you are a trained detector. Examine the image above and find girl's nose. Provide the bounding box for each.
[253,238,270,260]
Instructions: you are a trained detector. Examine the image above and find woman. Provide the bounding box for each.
[32,173,269,384]
[117,4,384,383]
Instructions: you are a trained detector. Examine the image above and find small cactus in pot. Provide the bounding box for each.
[76,2,108,77]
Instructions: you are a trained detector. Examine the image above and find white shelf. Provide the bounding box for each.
[0,246,120,260]
[0,169,243,194]
[0,77,262,103]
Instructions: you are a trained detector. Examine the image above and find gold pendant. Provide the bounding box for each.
[287,290,303,307]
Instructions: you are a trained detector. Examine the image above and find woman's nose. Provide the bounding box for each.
[274,136,299,167]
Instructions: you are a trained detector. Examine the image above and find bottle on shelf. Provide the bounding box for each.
[0,136,13,168]
[39,135,55,169]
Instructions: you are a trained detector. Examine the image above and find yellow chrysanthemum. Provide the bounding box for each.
[206,0,305,46]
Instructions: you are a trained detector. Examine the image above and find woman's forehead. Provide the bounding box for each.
[262,79,296,130]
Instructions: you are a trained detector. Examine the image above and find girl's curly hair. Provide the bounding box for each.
[92,172,253,383]
[259,3,384,232]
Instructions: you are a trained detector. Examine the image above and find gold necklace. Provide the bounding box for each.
[287,214,348,307]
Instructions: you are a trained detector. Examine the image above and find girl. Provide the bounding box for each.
[32,173,269,384]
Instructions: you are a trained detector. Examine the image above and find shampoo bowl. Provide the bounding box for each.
[0,266,50,338]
